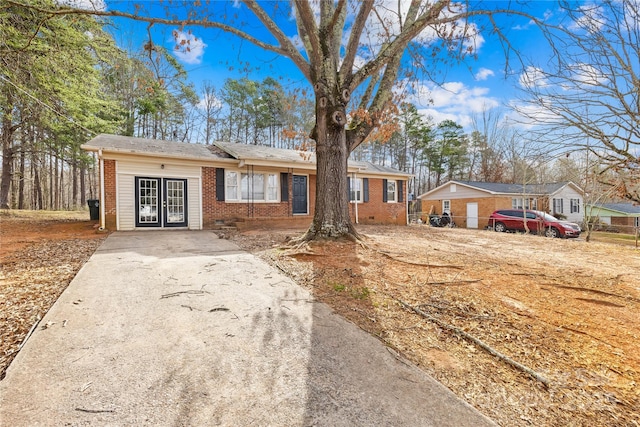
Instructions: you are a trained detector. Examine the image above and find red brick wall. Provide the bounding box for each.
[418,195,553,229]
[611,216,636,228]
[202,167,314,228]
[105,164,406,230]
[201,168,405,228]
[103,159,117,230]
[349,179,407,225]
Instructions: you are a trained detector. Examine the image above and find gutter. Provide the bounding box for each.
[98,149,105,231]
[352,172,359,224]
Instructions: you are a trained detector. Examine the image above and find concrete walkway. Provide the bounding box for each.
[0,231,495,426]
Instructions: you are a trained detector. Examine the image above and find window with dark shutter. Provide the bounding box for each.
[215,168,225,201]
[382,179,388,203]
[363,178,369,202]
[280,173,289,202]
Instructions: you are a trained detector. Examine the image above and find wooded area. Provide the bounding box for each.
[1,0,638,217]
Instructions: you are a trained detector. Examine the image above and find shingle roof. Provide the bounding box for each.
[595,203,640,215]
[213,141,315,165]
[456,180,570,195]
[82,134,223,159]
[82,134,411,177]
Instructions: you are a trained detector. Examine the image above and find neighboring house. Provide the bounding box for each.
[586,203,640,232]
[417,180,584,229]
[81,134,411,231]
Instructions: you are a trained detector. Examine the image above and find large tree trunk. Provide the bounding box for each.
[80,165,86,206]
[72,159,78,209]
[33,155,43,210]
[18,142,25,209]
[302,100,358,240]
[0,98,16,209]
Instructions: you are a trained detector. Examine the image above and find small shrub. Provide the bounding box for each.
[331,282,346,292]
[351,286,370,300]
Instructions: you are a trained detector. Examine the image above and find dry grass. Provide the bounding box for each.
[232,225,640,426]
[0,211,107,379]
[2,212,639,426]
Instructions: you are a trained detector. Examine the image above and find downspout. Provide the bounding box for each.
[352,172,359,224]
[406,177,411,225]
[99,149,105,231]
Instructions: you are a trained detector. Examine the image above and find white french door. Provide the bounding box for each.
[136,177,188,228]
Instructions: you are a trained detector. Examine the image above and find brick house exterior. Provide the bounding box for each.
[417,180,584,229]
[586,203,640,234]
[83,134,411,231]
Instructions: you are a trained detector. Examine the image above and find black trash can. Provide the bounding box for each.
[87,199,99,220]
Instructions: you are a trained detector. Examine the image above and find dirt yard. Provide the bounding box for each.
[1,212,639,426]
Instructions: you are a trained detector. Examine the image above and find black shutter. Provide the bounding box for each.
[215,168,225,201]
[280,173,289,202]
[363,178,369,202]
[382,179,388,203]
[347,177,351,201]
[398,180,404,202]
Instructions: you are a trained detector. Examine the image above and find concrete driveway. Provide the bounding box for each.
[0,231,495,426]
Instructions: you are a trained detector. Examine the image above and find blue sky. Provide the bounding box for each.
[87,1,567,131]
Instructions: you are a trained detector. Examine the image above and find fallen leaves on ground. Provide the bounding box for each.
[0,213,106,380]
[231,224,640,427]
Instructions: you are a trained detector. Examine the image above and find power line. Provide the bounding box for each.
[0,74,98,137]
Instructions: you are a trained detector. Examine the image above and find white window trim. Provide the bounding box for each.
[553,198,564,214]
[512,197,538,210]
[350,178,363,203]
[225,170,280,203]
[570,198,580,213]
[386,180,397,203]
[442,199,451,214]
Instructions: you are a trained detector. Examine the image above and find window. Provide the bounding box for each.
[386,180,396,202]
[512,198,538,210]
[350,178,362,202]
[226,171,279,202]
[267,174,278,201]
[443,200,451,213]
[553,198,564,214]
[635,217,639,228]
[570,198,580,213]
[225,171,238,200]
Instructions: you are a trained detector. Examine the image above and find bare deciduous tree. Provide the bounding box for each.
[12,0,534,239]
[514,0,640,203]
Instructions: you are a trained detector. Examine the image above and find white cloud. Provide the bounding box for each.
[196,93,222,110]
[519,66,549,89]
[355,1,484,60]
[569,62,606,86]
[172,30,207,65]
[569,4,605,33]
[405,80,500,128]
[474,68,494,81]
[56,0,106,11]
[513,9,552,30]
[505,99,564,129]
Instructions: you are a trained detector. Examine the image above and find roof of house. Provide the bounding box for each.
[590,203,640,215]
[455,181,570,194]
[82,134,411,178]
[82,134,221,159]
[418,180,581,199]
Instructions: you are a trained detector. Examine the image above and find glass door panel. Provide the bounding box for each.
[137,178,159,226]
[163,179,188,227]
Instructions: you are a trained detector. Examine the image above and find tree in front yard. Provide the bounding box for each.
[10,0,536,239]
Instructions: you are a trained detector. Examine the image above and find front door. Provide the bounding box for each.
[466,202,478,229]
[136,177,188,228]
[292,175,308,214]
